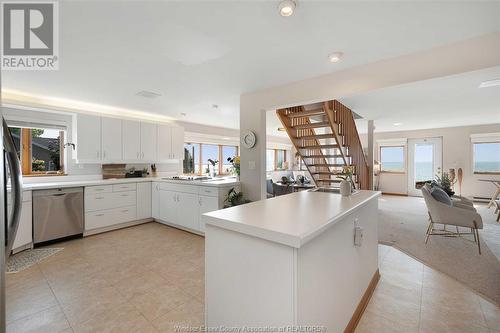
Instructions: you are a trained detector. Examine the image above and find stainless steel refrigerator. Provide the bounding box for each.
[0,113,23,332]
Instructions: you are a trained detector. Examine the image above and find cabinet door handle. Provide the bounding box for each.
[198,197,202,206]
[96,151,99,158]
[122,210,129,213]
[95,213,105,217]
[103,151,106,159]
[95,188,104,191]
[96,197,104,200]
[120,194,129,197]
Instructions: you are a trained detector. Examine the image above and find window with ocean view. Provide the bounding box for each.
[380,146,405,173]
[473,142,500,174]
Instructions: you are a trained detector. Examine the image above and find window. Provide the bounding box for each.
[183,143,238,175]
[473,142,500,174]
[266,149,287,171]
[380,146,405,173]
[9,127,65,176]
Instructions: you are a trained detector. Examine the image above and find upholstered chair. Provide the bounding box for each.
[421,184,483,254]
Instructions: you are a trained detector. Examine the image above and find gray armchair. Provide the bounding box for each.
[422,184,483,254]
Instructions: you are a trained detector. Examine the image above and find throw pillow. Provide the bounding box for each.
[430,186,452,206]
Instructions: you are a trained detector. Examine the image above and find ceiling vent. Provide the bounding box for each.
[136,90,162,98]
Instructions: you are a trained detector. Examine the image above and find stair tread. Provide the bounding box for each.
[296,134,334,140]
[309,163,345,167]
[299,144,339,149]
[302,154,349,158]
[292,122,330,129]
[287,108,324,118]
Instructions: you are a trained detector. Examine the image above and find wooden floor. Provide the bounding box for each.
[5,222,500,332]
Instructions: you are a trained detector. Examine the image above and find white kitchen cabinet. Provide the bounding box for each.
[177,192,199,230]
[157,125,184,161]
[137,182,152,220]
[198,195,218,232]
[171,126,185,160]
[73,113,101,162]
[141,122,157,161]
[152,182,160,219]
[159,189,177,223]
[11,191,33,253]
[122,120,141,160]
[101,117,122,161]
[157,124,172,161]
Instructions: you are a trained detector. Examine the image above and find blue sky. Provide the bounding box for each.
[475,143,500,162]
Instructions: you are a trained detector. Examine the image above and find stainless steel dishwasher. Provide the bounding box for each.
[33,187,84,245]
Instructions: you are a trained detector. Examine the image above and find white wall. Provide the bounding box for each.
[360,123,500,198]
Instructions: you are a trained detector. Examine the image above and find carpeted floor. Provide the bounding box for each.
[378,195,500,305]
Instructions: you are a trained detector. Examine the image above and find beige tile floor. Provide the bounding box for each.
[5,222,500,333]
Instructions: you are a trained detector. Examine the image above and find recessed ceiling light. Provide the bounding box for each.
[212,104,219,109]
[278,0,296,17]
[328,52,344,63]
[135,90,162,98]
[479,78,500,88]
[393,122,402,126]
[180,112,187,117]
[277,127,286,132]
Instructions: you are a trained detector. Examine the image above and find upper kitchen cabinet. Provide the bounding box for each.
[122,120,141,160]
[140,122,157,161]
[101,117,123,162]
[157,124,184,161]
[171,126,184,160]
[72,113,102,163]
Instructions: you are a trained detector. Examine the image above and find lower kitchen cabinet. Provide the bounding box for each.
[137,182,151,219]
[198,195,218,232]
[85,206,136,230]
[155,183,236,233]
[10,190,33,253]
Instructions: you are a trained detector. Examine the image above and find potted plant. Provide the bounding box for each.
[435,168,456,197]
[224,188,251,207]
[227,156,240,180]
[337,166,354,196]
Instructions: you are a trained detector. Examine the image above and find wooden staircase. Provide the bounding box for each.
[276,100,369,189]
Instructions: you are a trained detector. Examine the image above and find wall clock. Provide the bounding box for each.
[242,130,257,149]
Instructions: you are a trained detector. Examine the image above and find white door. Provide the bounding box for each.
[177,192,199,230]
[136,182,152,219]
[141,122,157,161]
[198,195,218,232]
[74,114,101,161]
[159,190,177,223]
[101,117,123,161]
[122,120,141,161]
[157,125,172,161]
[171,126,185,160]
[407,137,442,196]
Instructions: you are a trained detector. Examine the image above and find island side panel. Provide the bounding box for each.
[296,198,379,332]
[205,224,296,326]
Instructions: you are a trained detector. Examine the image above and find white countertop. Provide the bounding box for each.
[19,177,240,191]
[203,190,381,248]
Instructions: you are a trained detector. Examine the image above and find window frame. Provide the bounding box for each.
[183,142,239,176]
[16,127,66,177]
[379,145,406,174]
[266,148,287,171]
[472,141,500,175]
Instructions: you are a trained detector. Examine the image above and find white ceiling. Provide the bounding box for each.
[3,1,500,129]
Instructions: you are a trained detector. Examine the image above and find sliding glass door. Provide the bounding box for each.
[407,138,442,196]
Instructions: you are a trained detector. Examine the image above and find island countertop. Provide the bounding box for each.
[203,189,381,248]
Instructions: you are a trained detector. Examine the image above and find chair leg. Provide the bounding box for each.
[473,221,481,255]
[425,222,433,244]
[472,227,477,243]
[456,226,460,237]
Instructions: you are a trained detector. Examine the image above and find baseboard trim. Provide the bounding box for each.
[381,192,408,196]
[344,269,380,333]
[83,218,153,236]
[154,218,205,237]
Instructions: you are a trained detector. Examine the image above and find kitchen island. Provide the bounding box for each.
[203,190,380,332]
